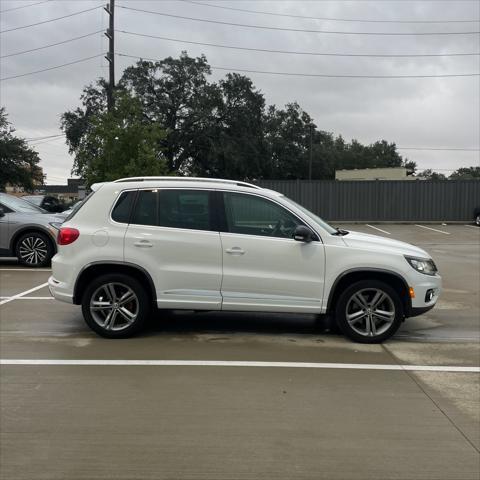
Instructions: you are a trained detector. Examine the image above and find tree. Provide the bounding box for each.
[0,107,43,191]
[120,52,222,174]
[416,169,447,180]
[65,91,168,186]
[449,167,480,180]
[62,52,414,182]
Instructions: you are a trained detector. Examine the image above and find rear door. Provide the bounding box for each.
[219,192,325,313]
[124,188,223,310]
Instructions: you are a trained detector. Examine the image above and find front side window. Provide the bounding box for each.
[223,192,303,239]
[130,189,212,231]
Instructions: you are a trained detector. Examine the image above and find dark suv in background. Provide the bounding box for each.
[22,195,66,213]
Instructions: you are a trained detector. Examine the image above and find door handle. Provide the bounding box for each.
[225,247,245,255]
[134,240,153,248]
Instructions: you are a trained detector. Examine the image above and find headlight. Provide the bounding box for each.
[404,255,438,276]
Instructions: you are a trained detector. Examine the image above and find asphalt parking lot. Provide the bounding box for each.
[0,224,479,480]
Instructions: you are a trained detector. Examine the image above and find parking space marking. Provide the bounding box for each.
[366,224,391,235]
[0,359,478,373]
[0,268,51,272]
[0,296,53,300]
[464,225,479,229]
[415,224,450,235]
[0,283,49,306]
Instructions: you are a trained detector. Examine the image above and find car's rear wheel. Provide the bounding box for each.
[81,274,150,338]
[475,213,480,226]
[335,280,403,343]
[15,231,53,268]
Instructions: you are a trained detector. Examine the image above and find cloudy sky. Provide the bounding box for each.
[1,0,479,184]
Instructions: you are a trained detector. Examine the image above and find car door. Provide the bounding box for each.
[219,191,325,313]
[0,203,12,254]
[124,188,223,310]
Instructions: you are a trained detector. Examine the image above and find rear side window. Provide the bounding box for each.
[130,189,212,231]
[111,190,137,223]
[159,190,210,231]
[131,190,157,226]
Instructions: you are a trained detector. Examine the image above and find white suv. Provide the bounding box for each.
[49,177,441,343]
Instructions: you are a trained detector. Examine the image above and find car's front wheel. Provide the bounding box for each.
[15,231,54,268]
[475,213,480,227]
[335,280,403,343]
[81,274,150,338]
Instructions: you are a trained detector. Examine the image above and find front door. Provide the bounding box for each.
[124,188,223,310]
[0,203,12,255]
[219,192,325,313]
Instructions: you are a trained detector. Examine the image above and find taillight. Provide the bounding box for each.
[57,227,80,245]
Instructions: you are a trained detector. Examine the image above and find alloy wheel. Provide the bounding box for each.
[345,288,395,337]
[89,282,139,332]
[18,236,48,265]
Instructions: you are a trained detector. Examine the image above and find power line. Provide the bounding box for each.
[182,0,480,24]
[0,31,103,58]
[0,5,101,34]
[117,6,480,36]
[398,147,480,151]
[118,30,480,58]
[117,52,480,79]
[0,0,53,13]
[0,53,104,81]
[26,134,65,142]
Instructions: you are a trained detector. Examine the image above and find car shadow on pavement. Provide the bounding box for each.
[145,309,339,337]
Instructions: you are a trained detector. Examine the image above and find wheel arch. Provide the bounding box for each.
[73,261,157,306]
[326,268,412,317]
[10,227,56,255]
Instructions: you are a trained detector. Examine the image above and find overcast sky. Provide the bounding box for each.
[1,0,479,184]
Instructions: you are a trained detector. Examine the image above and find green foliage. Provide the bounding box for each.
[0,107,43,191]
[449,167,480,180]
[62,52,422,182]
[417,169,447,180]
[63,91,167,186]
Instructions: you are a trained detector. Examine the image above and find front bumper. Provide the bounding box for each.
[406,273,442,317]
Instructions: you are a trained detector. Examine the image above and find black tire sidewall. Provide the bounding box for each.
[335,280,404,344]
[81,273,150,338]
[15,231,54,268]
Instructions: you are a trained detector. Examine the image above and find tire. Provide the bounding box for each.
[475,214,480,227]
[81,273,150,338]
[335,280,403,344]
[15,231,54,268]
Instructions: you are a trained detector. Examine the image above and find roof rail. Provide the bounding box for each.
[113,176,261,189]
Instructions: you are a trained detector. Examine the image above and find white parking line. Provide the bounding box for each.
[415,224,450,235]
[366,224,391,235]
[0,283,49,306]
[0,268,51,272]
[0,296,53,300]
[464,225,479,229]
[0,359,478,373]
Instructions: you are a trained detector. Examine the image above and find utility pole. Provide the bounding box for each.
[308,124,313,180]
[104,0,115,111]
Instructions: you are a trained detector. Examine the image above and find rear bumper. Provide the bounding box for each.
[48,275,73,304]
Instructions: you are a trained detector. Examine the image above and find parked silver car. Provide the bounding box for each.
[0,193,65,267]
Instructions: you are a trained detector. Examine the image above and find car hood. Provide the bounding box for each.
[342,230,430,258]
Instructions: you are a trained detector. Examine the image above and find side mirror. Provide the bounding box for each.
[293,225,313,243]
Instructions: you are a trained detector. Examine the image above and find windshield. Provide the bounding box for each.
[0,194,46,213]
[281,196,337,235]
